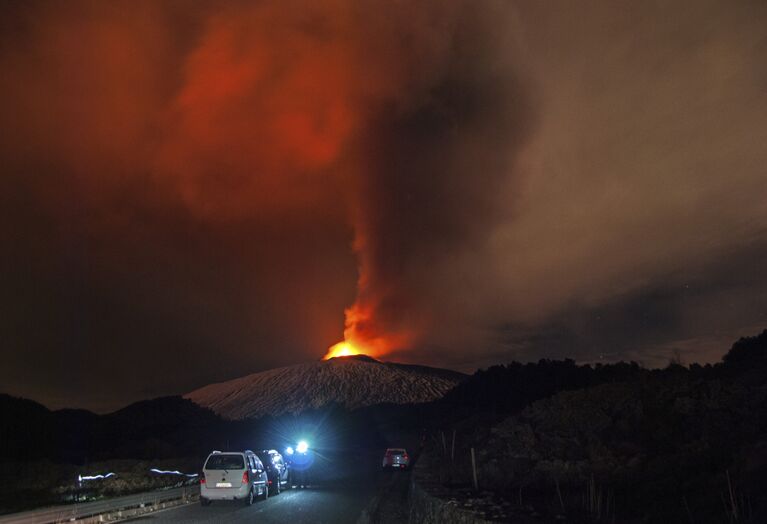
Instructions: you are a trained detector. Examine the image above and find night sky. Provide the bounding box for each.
[1,0,766,412]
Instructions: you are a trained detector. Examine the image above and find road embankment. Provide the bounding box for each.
[357,464,492,524]
[0,486,198,524]
[406,463,493,524]
[407,478,492,524]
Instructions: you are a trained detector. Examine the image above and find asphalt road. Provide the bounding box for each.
[135,475,381,524]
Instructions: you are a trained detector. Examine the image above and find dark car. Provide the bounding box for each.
[257,449,290,494]
[382,448,410,469]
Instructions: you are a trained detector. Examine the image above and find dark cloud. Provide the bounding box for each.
[1,0,766,411]
[340,1,537,355]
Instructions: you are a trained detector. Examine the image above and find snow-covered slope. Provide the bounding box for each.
[184,355,465,420]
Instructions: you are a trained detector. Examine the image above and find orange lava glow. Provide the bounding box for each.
[323,302,413,360]
[323,341,365,360]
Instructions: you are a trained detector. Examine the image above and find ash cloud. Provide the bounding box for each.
[0,0,532,410]
[344,3,537,353]
[1,0,766,410]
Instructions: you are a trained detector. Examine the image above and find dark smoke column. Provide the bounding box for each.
[332,2,537,361]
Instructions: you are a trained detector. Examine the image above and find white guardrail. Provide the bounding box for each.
[0,486,199,524]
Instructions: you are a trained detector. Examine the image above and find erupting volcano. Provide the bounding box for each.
[322,303,376,360]
[323,341,363,360]
[323,302,413,360]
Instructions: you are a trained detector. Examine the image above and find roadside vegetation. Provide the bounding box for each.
[420,330,767,522]
[0,458,199,513]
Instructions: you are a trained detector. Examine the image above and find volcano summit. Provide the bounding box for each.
[185,355,465,420]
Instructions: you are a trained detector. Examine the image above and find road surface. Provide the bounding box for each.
[135,474,385,524]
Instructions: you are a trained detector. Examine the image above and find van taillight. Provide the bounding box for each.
[242,471,249,484]
[200,476,206,484]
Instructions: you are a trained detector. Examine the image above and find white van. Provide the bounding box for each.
[200,450,269,505]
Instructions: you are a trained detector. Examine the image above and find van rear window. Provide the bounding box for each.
[205,454,245,470]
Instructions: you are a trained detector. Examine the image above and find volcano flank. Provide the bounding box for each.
[184,355,465,420]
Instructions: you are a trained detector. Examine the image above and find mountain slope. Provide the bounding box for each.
[185,355,465,419]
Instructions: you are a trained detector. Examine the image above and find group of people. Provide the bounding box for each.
[285,441,313,488]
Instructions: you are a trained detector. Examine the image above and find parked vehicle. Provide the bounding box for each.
[382,448,410,469]
[200,450,268,506]
[256,449,290,494]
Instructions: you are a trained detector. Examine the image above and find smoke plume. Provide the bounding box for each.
[1,0,766,410]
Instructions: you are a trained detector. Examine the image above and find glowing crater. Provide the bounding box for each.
[323,341,365,360]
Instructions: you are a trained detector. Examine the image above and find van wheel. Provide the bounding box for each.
[200,497,211,506]
[261,484,269,500]
[245,488,254,506]
[273,478,281,495]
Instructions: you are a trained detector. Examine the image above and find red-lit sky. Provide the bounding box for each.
[1,0,766,412]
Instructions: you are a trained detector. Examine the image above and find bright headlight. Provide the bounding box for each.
[296,440,309,453]
[285,446,294,455]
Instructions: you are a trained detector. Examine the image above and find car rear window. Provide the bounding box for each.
[205,454,245,470]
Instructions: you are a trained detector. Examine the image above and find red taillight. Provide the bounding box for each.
[268,480,272,485]
[403,454,409,460]
[200,476,206,484]
[242,471,249,484]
